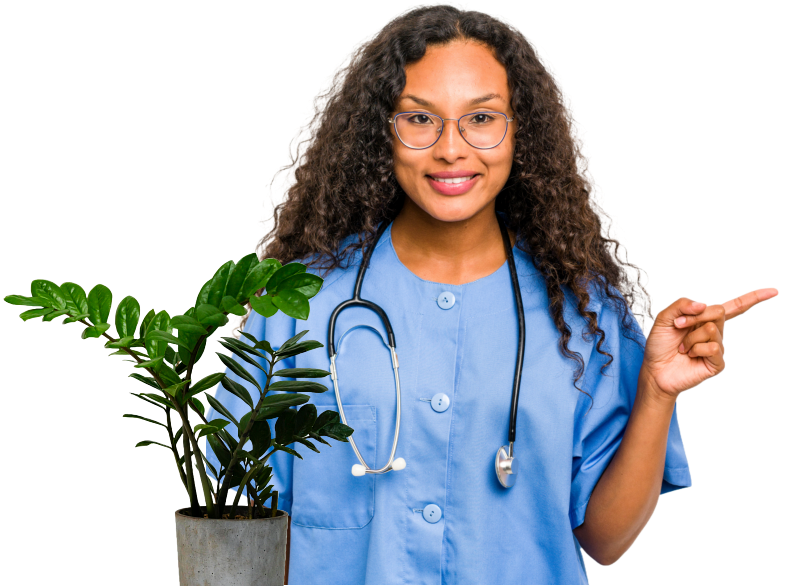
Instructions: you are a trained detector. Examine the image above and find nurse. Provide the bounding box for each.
[206,6,777,584]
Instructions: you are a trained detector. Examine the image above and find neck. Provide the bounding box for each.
[390,199,515,286]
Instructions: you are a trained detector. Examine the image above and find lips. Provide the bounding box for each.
[426,172,480,195]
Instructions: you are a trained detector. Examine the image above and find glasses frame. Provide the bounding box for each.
[388,110,515,150]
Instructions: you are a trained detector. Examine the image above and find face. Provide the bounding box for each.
[391,40,516,224]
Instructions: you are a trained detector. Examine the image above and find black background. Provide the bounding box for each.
[2,5,783,584]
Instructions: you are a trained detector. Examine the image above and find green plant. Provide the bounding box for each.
[4,254,353,519]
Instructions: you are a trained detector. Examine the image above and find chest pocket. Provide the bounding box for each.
[291,404,377,529]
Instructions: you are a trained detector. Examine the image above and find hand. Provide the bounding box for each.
[640,288,778,400]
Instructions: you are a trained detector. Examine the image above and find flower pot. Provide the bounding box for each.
[175,506,288,586]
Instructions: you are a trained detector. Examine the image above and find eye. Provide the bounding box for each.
[469,113,495,124]
[406,113,436,125]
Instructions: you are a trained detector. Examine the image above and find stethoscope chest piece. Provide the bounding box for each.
[495,445,519,488]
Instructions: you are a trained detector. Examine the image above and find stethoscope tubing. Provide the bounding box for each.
[327,214,525,482]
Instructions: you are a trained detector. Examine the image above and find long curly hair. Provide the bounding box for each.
[244,5,652,396]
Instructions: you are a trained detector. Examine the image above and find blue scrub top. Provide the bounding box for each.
[206,220,691,585]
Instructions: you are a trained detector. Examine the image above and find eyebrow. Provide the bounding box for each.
[401,93,506,107]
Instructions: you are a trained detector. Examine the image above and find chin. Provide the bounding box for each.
[419,194,490,224]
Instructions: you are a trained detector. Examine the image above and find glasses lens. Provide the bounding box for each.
[459,113,508,148]
[394,113,442,148]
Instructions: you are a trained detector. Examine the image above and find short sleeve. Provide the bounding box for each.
[204,309,297,515]
[569,297,692,529]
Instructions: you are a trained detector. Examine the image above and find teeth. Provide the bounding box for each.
[433,176,474,184]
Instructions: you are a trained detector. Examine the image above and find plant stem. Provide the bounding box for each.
[182,424,201,516]
[166,408,189,493]
[215,354,276,517]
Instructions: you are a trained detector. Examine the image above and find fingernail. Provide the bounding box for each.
[692,301,706,310]
[678,343,685,353]
[675,316,686,327]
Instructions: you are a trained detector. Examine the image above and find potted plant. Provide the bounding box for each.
[4,254,354,586]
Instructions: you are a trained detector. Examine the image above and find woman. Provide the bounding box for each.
[207,6,776,584]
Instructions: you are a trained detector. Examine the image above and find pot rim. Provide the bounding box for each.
[175,506,289,520]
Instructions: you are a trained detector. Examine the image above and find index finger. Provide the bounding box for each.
[721,288,779,321]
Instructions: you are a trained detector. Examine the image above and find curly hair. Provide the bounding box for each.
[243,5,652,397]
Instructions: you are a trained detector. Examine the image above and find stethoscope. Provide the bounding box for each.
[327,214,525,488]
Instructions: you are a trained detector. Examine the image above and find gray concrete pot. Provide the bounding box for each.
[175,506,288,586]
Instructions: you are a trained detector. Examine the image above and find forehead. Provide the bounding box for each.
[400,41,510,109]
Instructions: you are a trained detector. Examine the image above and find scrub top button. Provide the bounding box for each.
[423,504,442,523]
[431,393,450,412]
[437,291,455,309]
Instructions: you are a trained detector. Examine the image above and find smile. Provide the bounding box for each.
[426,173,480,195]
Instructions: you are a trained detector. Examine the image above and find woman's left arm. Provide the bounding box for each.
[573,288,778,565]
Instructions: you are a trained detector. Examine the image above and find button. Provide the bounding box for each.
[437,291,455,309]
[431,393,450,412]
[422,504,442,524]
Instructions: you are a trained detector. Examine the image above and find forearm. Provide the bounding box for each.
[573,368,677,565]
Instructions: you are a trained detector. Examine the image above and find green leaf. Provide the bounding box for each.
[170,314,207,335]
[31,280,67,309]
[313,409,340,432]
[142,393,172,408]
[294,403,318,436]
[220,376,255,409]
[275,409,296,444]
[207,260,235,308]
[240,259,282,301]
[274,272,323,299]
[266,263,306,293]
[270,442,303,460]
[60,282,89,315]
[253,393,310,420]
[105,336,135,349]
[191,397,205,416]
[195,278,213,309]
[147,329,191,350]
[129,373,161,390]
[87,284,112,326]
[217,340,267,373]
[220,295,247,316]
[206,418,231,431]
[293,436,320,453]
[250,294,278,318]
[145,310,171,358]
[131,392,166,410]
[135,440,170,449]
[272,289,310,320]
[217,354,261,393]
[320,422,355,441]
[19,308,54,321]
[139,309,155,339]
[206,434,233,467]
[279,329,308,350]
[274,340,323,359]
[273,368,330,379]
[81,323,110,339]
[195,304,228,328]
[307,431,331,446]
[5,295,50,307]
[225,253,259,301]
[162,380,190,398]
[249,418,272,457]
[218,336,268,361]
[188,373,225,395]
[205,394,239,427]
[115,296,140,338]
[134,356,165,369]
[268,380,327,393]
[63,313,90,324]
[158,364,182,388]
[42,309,70,322]
[123,413,166,428]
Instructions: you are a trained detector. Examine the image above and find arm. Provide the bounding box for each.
[572,369,674,565]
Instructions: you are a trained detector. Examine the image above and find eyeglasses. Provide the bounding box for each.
[388,111,514,150]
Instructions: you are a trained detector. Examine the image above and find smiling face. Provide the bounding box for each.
[391,40,516,224]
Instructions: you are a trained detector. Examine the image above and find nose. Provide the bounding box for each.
[432,119,468,163]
